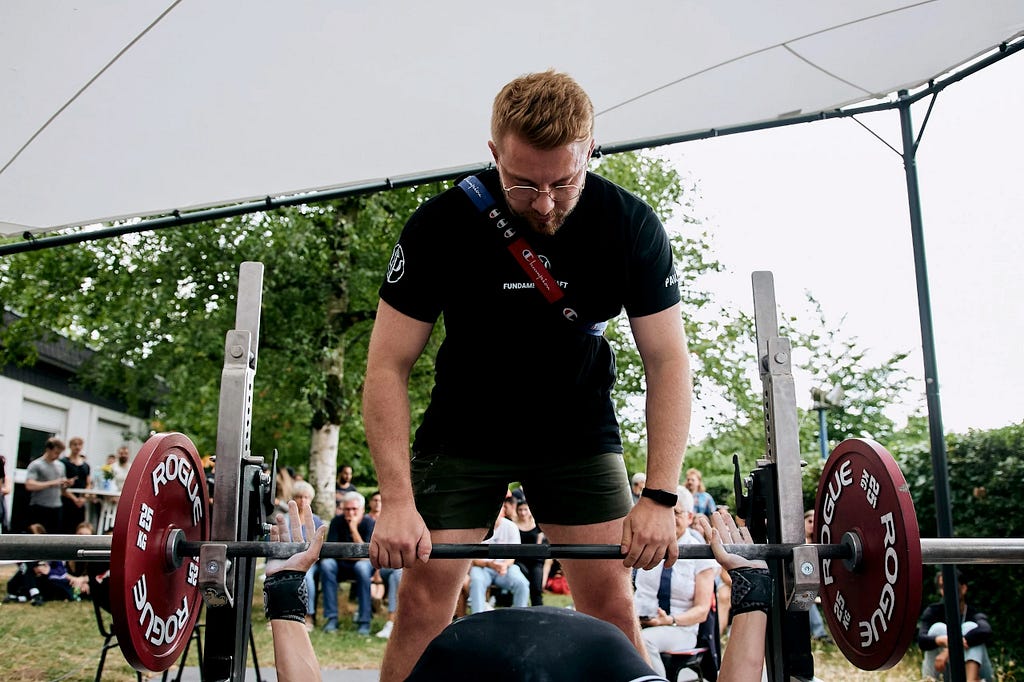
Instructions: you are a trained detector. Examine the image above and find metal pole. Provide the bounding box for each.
[897,90,965,682]
[816,407,829,459]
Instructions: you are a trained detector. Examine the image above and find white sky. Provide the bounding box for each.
[665,52,1023,437]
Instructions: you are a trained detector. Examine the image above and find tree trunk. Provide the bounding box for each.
[309,422,340,519]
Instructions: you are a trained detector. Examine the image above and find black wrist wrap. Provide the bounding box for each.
[263,570,307,623]
[729,567,773,615]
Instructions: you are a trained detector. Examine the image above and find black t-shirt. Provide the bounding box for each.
[380,169,680,461]
[326,515,375,544]
[61,458,90,489]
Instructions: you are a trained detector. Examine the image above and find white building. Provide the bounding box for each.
[1,314,149,532]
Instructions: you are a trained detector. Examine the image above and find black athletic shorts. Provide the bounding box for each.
[410,450,633,529]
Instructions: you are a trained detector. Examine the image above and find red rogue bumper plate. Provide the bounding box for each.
[109,432,210,673]
[814,438,922,670]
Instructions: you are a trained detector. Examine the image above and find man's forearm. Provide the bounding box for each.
[363,368,416,502]
[643,353,692,489]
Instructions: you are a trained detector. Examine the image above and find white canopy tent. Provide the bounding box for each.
[2,0,1023,237]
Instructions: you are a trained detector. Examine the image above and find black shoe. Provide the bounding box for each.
[31,597,44,607]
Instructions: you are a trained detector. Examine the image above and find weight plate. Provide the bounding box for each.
[814,438,922,670]
[109,432,210,673]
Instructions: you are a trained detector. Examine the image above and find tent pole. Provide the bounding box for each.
[897,91,966,682]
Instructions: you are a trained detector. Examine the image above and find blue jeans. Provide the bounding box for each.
[922,621,993,681]
[303,564,318,616]
[380,567,403,614]
[320,558,374,625]
[469,564,529,614]
[808,602,827,639]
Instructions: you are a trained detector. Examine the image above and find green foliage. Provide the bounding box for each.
[898,421,1024,666]
[687,296,923,510]
[594,152,722,475]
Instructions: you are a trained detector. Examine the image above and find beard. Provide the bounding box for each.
[509,202,578,237]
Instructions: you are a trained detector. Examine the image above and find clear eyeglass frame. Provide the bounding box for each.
[501,183,583,203]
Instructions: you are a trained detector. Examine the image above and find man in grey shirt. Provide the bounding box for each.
[25,437,72,533]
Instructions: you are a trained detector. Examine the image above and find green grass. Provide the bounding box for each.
[3,563,1019,681]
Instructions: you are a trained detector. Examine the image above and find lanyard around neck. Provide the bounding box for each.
[458,175,607,336]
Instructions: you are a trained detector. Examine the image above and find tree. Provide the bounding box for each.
[685,297,923,508]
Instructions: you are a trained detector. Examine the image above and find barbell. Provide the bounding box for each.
[5,531,1023,564]
[1,433,1021,674]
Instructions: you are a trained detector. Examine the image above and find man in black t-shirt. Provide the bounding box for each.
[364,70,692,681]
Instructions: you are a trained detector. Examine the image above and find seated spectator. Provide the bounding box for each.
[634,487,717,679]
[630,472,646,505]
[320,491,375,634]
[375,567,403,639]
[367,490,382,521]
[67,521,96,583]
[5,524,88,604]
[918,568,993,682]
[468,511,529,613]
[284,481,326,632]
[513,499,548,606]
[685,468,716,517]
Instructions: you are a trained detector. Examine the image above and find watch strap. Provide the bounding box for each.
[640,487,679,507]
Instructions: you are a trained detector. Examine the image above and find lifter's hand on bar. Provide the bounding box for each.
[368,501,432,569]
[620,497,678,570]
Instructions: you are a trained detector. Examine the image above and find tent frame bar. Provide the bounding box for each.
[2,38,1021,256]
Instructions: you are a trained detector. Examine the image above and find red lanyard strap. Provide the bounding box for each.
[458,175,606,336]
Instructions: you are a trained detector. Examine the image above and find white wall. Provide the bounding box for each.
[0,376,148,525]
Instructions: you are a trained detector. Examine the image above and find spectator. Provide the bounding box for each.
[60,436,92,534]
[111,445,132,491]
[5,523,88,604]
[630,472,646,505]
[0,453,10,533]
[468,511,530,614]
[685,468,716,518]
[321,491,375,634]
[24,437,72,533]
[286,481,326,632]
[67,521,96,581]
[274,466,296,518]
[501,488,518,522]
[804,509,830,642]
[367,490,382,521]
[334,464,358,513]
[375,567,403,639]
[634,487,717,679]
[514,499,548,606]
[918,569,993,682]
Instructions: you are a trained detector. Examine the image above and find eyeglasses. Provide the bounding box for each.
[502,183,583,203]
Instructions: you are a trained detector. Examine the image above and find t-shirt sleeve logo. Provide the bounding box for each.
[386,244,406,283]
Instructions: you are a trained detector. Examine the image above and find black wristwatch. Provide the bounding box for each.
[640,487,678,507]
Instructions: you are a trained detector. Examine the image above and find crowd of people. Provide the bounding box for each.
[3,436,137,606]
